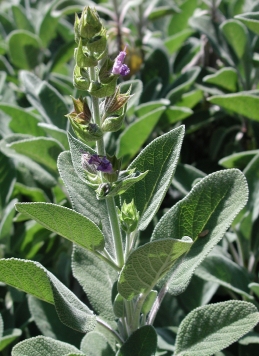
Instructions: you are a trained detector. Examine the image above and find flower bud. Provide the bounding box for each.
[69,119,103,142]
[77,7,102,40]
[102,154,121,182]
[87,27,107,58]
[112,47,130,76]
[104,86,132,114]
[118,199,139,233]
[75,38,98,67]
[88,76,117,98]
[73,65,90,91]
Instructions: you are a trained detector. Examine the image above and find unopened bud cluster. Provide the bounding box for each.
[66,6,132,142]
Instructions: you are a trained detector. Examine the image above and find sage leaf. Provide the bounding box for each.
[203,68,238,92]
[0,258,96,333]
[28,296,83,347]
[118,237,192,300]
[80,331,114,356]
[117,325,157,356]
[8,137,63,173]
[235,12,259,35]
[121,126,185,231]
[195,253,252,299]
[15,202,105,252]
[152,169,248,295]
[207,92,259,121]
[72,245,117,320]
[11,336,84,356]
[174,301,259,356]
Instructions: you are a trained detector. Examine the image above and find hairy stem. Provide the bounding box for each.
[89,65,124,268]
[96,316,124,345]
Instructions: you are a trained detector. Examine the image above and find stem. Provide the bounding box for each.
[94,250,120,272]
[106,197,125,268]
[147,283,168,325]
[96,316,124,345]
[88,65,124,268]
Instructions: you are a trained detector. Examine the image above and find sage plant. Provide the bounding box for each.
[0,6,259,356]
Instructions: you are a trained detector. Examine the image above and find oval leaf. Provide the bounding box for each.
[0,258,95,333]
[118,237,193,300]
[175,301,259,356]
[152,169,248,295]
[121,125,185,231]
[117,325,157,356]
[15,203,105,252]
[12,336,84,356]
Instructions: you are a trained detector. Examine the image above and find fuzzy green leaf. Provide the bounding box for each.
[219,150,259,169]
[121,126,185,231]
[203,68,238,92]
[117,325,157,356]
[72,245,117,320]
[0,258,95,333]
[174,301,259,356]
[207,92,259,121]
[0,104,45,136]
[15,203,105,252]
[118,237,193,300]
[9,137,63,173]
[20,71,68,130]
[235,12,259,35]
[195,253,252,299]
[28,296,83,347]
[80,331,114,356]
[152,169,248,295]
[11,336,84,356]
[220,20,249,59]
[7,30,41,69]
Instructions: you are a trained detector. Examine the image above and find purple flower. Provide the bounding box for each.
[112,47,130,76]
[82,153,113,173]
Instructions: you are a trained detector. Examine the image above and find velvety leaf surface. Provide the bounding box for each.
[121,126,185,231]
[28,296,83,347]
[203,68,238,92]
[38,123,69,150]
[174,301,259,356]
[235,12,259,35]
[0,104,45,136]
[57,151,113,256]
[208,92,259,121]
[15,203,105,251]
[0,136,57,187]
[220,20,248,59]
[72,245,117,320]
[0,258,96,333]
[9,137,63,172]
[80,331,114,356]
[20,71,68,130]
[219,150,259,169]
[168,0,198,36]
[118,237,193,300]
[7,30,41,69]
[195,253,252,299]
[152,169,248,295]
[11,336,84,356]
[117,325,157,356]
